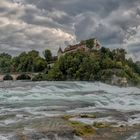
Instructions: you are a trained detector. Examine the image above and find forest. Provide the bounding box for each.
[47,47,140,85]
[0,47,140,85]
[0,49,51,73]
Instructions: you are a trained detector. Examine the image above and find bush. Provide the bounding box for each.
[32,73,48,81]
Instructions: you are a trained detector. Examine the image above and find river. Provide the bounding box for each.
[0,81,140,140]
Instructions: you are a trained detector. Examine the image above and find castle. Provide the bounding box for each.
[57,38,101,58]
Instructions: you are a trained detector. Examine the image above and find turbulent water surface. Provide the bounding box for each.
[0,81,140,140]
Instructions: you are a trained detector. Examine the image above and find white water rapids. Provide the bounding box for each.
[0,81,140,140]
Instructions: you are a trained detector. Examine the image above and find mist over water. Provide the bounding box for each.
[0,81,140,140]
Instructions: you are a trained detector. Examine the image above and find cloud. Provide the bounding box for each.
[0,0,139,61]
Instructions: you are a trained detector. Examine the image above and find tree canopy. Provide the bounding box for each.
[0,47,139,85]
[0,50,48,73]
[47,47,140,85]
[43,49,52,62]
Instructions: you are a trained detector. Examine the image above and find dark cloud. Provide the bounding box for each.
[0,0,140,60]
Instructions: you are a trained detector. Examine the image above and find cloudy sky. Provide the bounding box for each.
[0,0,140,60]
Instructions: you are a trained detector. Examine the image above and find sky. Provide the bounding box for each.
[0,0,140,61]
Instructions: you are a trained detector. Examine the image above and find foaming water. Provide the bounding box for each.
[126,133,140,140]
[0,81,140,116]
[0,81,140,139]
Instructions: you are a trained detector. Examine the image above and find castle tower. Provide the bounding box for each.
[93,38,101,50]
[57,47,63,59]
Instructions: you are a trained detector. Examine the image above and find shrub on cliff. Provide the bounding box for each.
[47,48,140,84]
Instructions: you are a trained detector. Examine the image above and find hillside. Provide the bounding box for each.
[0,38,140,86]
[46,46,140,86]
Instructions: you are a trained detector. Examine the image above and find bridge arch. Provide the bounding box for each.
[16,74,32,80]
[3,74,13,81]
[0,73,37,81]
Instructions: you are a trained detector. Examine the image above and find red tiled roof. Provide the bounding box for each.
[64,43,85,52]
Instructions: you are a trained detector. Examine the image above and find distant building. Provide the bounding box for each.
[57,47,63,59]
[80,38,101,51]
[57,38,101,58]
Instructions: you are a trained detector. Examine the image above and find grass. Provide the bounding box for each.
[62,113,97,120]
[62,115,73,120]
[93,122,110,128]
[61,114,111,137]
[70,121,95,137]
[79,114,97,118]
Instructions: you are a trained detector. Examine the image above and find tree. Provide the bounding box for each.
[47,63,64,80]
[33,57,47,72]
[0,53,12,73]
[112,48,126,61]
[10,50,47,73]
[43,49,52,62]
[28,50,39,58]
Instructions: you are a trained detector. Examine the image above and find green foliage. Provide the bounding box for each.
[127,59,140,75]
[0,53,12,73]
[12,50,47,73]
[33,57,47,72]
[116,61,123,69]
[86,39,95,49]
[0,50,48,74]
[93,122,110,128]
[0,45,139,85]
[47,63,64,80]
[70,121,95,136]
[43,49,52,62]
[32,73,48,81]
[47,48,140,84]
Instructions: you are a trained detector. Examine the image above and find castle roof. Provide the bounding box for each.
[59,38,101,55]
[58,47,63,53]
[64,43,86,52]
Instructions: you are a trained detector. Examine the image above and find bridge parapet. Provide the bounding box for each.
[0,72,39,81]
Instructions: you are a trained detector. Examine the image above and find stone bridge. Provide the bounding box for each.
[0,73,39,81]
